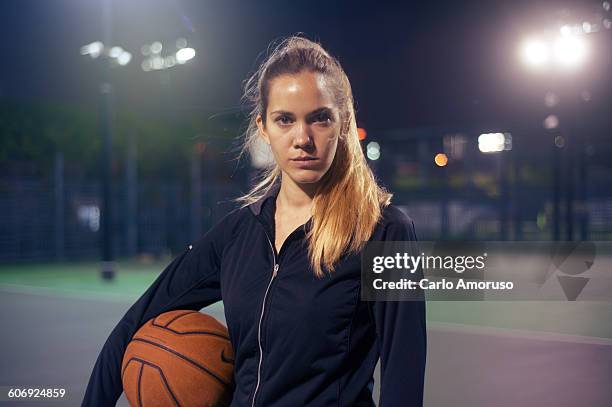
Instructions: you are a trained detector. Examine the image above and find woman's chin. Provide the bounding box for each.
[288,170,324,185]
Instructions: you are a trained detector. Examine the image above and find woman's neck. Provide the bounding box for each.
[276,177,316,215]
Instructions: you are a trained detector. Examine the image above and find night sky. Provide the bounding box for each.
[1,0,610,134]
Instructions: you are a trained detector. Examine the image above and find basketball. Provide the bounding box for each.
[121,310,235,407]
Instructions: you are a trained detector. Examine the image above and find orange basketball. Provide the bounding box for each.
[121,310,235,407]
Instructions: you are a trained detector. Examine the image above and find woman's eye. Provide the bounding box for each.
[314,114,332,124]
[276,116,293,125]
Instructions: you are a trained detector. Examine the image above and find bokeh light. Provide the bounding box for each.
[366,141,380,160]
[357,128,367,141]
[478,133,511,153]
[543,114,560,130]
[434,153,448,167]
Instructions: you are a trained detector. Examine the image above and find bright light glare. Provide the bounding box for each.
[553,36,587,68]
[109,46,123,59]
[176,47,196,63]
[117,51,132,66]
[521,39,549,68]
[560,25,572,36]
[80,41,104,58]
[478,133,507,153]
[521,33,588,70]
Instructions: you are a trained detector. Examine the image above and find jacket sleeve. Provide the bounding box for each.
[81,214,231,407]
[372,215,427,407]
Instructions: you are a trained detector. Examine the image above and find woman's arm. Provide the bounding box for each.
[372,213,427,407]
[81,213,233,406]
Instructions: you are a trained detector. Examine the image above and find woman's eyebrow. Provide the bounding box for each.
[307,107,333,117]
[270,110,294,116]
[269,107,333,117]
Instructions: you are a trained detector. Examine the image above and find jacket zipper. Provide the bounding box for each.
[251,233,278,407]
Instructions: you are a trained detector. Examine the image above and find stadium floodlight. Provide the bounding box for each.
[80,42,132,67]
[109,46,123,58]
[520,27,589,71]
[176,47,196,64]
[478,133,512,153]
[80,41,104,59]
[117,51,132,66]
[553,35,587,68]
[141,39,196,71]
[521,39,549,68]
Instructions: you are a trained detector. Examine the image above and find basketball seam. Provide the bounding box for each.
[131,337,230,386]
[221,349,235,365]
[158,311,199,327]
[146,323,231,341]
[124,357,182,407]
[121,357,181,407]
[122,358,133,379]
[137,362,143,407]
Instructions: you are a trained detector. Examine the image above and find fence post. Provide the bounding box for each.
[125,131,138,258]
[54,151,65,261]
[191,142,204,242]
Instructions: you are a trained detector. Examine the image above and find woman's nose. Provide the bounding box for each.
[293,123,313,148]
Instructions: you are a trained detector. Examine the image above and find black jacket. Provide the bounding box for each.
[82,184,427,406]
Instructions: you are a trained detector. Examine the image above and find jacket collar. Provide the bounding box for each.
[248,181,281,216]
[248,181,313,234]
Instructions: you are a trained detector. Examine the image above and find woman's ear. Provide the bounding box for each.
[256,114,270,145]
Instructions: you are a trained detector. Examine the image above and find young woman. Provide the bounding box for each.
[83,36,426,407]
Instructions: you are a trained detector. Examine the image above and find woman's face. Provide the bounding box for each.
[257,71,340,187]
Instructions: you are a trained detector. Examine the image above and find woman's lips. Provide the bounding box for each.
[291,157,319,167]
[292,157,318,161]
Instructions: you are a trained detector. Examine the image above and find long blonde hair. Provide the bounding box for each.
[237,36,392,277]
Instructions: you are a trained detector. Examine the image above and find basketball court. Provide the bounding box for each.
[1,263,611,406]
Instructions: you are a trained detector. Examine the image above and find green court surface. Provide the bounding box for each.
[1,261,611,340]
[0,261,163,300]
[426,301,612,340]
